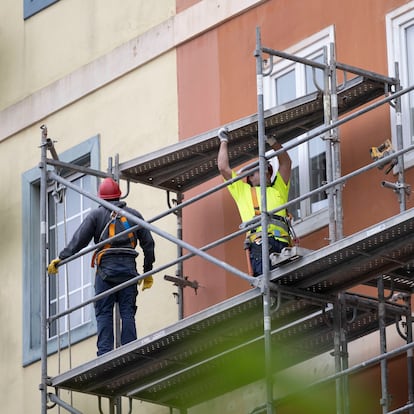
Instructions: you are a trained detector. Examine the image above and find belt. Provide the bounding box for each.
[248,231,289,245]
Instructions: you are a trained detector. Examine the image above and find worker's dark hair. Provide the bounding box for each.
[242,162,273,186]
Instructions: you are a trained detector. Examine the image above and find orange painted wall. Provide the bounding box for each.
[176,0,414,316]
[176,0,200,13]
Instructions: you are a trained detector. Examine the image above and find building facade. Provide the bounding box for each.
[1,0,413,413]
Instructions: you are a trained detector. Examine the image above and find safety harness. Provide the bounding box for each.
[91,211,136,267]
[247,187,295,247]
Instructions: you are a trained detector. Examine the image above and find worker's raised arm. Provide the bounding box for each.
[217,128,232,180]
[267,136,291,184]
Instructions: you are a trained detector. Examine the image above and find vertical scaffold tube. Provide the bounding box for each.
[40,125,49,414]
[255,26,274,414]
[329,42,343,241]
[176,193,184,320]
[323,46,335,245]
[378,276,389,414]
[405,295,414,414]
[333,295,343,414]
[394,63,406,213]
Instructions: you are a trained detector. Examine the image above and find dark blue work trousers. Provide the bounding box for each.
[249,237,289,277]
[94,271,138,356]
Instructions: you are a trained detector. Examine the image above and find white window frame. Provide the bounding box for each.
[263,26,335,237]
[386,1,414,168]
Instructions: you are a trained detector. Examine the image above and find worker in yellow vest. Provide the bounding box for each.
[48,178,155,356]
[217,129,292,276]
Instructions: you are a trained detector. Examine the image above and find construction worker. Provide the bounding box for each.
[48,177,155,356]
[217,129,292,276]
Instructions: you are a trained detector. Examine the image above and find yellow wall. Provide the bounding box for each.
[0,1,269,413]
[0,1,178,413]
[0,0,175,109]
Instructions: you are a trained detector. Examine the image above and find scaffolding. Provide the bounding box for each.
[39,29,414,414]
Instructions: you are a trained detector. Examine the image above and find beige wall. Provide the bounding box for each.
[0,1,269,413]
[0,33,180,414]
[0,1,177,413]
[0,0,175,109]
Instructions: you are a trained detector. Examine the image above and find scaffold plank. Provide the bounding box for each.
[119,76,389,193]
[50,208,413,409]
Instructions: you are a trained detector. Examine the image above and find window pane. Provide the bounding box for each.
[48,196,56,226]
[49,302,57,337]
[309,136,327,212]
[287,146,301,220]
[47,174,94,340]
[275,70,296,105]
[406,24,414,144]
[69,290,82,328]
[66,185,81,218]
[81,175,94,210]
[68,261,81,291]
[305,55,324,94]
[58,297,67,334]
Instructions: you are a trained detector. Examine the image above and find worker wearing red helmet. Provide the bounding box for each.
[217,129,291,276]
[48,177,155,356]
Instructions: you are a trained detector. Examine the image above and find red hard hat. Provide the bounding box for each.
[98,178,121,200]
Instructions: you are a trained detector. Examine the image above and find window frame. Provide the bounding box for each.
[22,135,100,366]
[47,172,95,341]
[24,0,60,19]
[386,1,414,168]
[263,26,335,237]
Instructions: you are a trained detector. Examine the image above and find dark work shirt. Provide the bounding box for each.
[59,201,155,273]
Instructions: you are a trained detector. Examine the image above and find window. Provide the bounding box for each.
[263,27,334,234]
[24,0,60,19]
[47,173,94,340]
[22,135,100,366]
[386,2,414,168]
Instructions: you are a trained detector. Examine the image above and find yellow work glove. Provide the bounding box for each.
[142,275,153,291]
[47,258,61,274]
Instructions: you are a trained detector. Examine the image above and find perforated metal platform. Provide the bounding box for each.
[271,208,414,294]
[119,76,390,193]
[50,208,414,409]
[50,290,403,409]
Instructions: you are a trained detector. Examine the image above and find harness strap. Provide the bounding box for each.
[119,216,136,248]
[91,212,136,267]
[248,186,293,246]
[251,187,260,216]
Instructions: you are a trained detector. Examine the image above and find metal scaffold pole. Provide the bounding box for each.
[39,125,49,414]
[323,45,336,245]
[378,275,390,414]
[327,42,348,414]
[329,42,343,241]
[176,193,184,320]
[394,63,407,213]
[404,294,414,414]
[255,26,274,414]
[339,293,350,414]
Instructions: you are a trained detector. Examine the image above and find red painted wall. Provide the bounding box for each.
[176,0,414,315]
[175,1,413,411]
